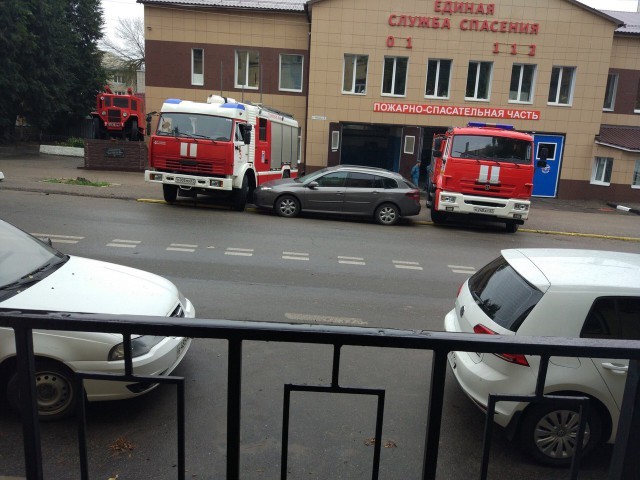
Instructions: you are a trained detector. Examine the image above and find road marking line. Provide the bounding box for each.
[285,313,367,325]
[31,233,83,244]
[283,254,309,261]
[283,251,308,256]
[227,248,254,252]
[338,256,364,260]
[339,260,366,265]
[207,245,215,249]
[107,239,140,248]
[167,247,195,252]
[393,260,420,265]
[395,265,424,270]
[225,251,253,256]
[171,243,198,248]
[448,265,475,270]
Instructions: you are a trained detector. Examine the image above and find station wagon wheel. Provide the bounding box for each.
[163,184,178,203]
[275,195,300,218]
[519,401,603,467]
[375,203,399,226]
[7,360,78,421]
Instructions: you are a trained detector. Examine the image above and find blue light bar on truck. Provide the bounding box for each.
[164,98,182,104]
[467,122,515,130]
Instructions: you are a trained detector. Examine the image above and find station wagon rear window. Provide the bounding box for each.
[468,256,543,331]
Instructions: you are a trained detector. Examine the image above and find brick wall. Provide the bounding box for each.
[84,139,148,172]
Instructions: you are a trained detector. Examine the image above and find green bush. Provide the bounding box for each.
[58,137,85,148]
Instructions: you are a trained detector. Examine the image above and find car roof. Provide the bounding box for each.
[501,249,640,292]
[329,165,404,179]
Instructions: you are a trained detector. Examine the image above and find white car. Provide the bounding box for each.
[0,218,194,420]
[444,248,640,466]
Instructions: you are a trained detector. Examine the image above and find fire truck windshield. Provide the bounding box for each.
[451,135,531,165]
[156,112,233,141]
[112,97,129,108]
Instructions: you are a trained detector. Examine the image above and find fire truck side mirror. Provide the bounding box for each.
[243,124,252,145]
[432,149,442,158]
[433,137,443,150]
[537,147,548,168]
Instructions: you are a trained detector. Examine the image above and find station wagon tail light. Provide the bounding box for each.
[405,189,420,202]
[472,324,530,367]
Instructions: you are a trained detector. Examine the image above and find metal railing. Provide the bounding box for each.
[1,309,639,480]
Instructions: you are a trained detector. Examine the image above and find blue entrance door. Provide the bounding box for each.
[532,134,564,197]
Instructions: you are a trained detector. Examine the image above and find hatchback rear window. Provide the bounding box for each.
[468,256,543,332]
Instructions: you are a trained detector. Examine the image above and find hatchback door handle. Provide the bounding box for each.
[602,362,628,374]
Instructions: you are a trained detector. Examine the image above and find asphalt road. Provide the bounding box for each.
[0,189,635,480]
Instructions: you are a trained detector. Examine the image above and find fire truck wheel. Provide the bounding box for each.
[506,221,519,233]
[375,203,400,226]
[163,184,178,203]
[275,195,300,218]
[232,176,249,211]
[130,119,139,141]
[430,203,447,225]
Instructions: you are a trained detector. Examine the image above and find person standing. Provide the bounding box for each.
[411,159,421,187]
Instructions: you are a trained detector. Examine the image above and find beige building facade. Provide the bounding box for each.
[141,0,640,202]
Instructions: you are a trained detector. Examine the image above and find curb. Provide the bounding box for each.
[606,202,640,216]
[39,145,84,157]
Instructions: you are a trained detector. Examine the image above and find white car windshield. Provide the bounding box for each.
[0,220,67,298]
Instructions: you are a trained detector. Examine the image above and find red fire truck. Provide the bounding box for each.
[426,122,546,233]
[92,86,145,141]
[145,95,300,211]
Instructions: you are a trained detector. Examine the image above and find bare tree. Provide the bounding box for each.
[101,17,145,75]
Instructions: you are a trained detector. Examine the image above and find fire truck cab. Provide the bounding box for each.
[427,122,544,233]
[145,95,300,211]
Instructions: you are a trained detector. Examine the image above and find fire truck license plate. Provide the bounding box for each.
[175,177,196,186]
[473,207,494,214]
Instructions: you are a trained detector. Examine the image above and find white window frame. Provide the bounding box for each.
[191,48,204,86]
[331,131,340,151]
[381,56,408,97]
[425,59,452,99]
[509,64,536,104]
[235,50,259,90]
[465,61,493,101]
[635,80,640,114]
[279,54,303,93]
[603,73,618,111]
[404,136,415,154]
[632,160,640,189]
[548,66,576,106]
[342,54,368,95]
[591,157,613,186]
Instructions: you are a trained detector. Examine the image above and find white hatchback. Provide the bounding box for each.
[0,218,195,420]
[444,249,640,466]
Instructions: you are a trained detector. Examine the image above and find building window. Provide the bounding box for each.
[112,74,125,84]
[635,80,640,113]
[591,157,613,185]
[633,160,640,188]
[404,136,415,154]
[331,131,340,151]
[603,73,618,111]
[465,61,492,101]
[343,54,368,94]
[191,49,203,86]
[382,57,408,97]
[509,64,536,103]
[425,59,452,99]
[548,66,576,105]
[235,50,259,89]
[279,54,303,92]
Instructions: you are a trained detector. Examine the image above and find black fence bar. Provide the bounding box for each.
[227,339,243,480]
[14,326,43,480]
[421,349,448,480]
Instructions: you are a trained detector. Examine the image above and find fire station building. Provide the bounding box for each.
[140,0,640,202]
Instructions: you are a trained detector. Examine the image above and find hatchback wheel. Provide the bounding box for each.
[275,195,300,218]
[375,203,400,225]
[519,401,603,467]
[7,360,78,421]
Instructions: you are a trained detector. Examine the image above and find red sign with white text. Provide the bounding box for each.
[373,102,541,120]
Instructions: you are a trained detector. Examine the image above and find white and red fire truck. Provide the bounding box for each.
[145,95,300,210]
[426,122,546,233]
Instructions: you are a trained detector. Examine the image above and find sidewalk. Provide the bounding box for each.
[0,152,638,240]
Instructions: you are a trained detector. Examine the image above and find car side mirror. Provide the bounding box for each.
[244,124,252,145]
[433,137,443,150]
[307,181,319,189]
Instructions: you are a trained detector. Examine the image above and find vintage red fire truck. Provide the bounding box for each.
[92,85,145,141]
[426,122,546,233]
[145,95,300,210]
